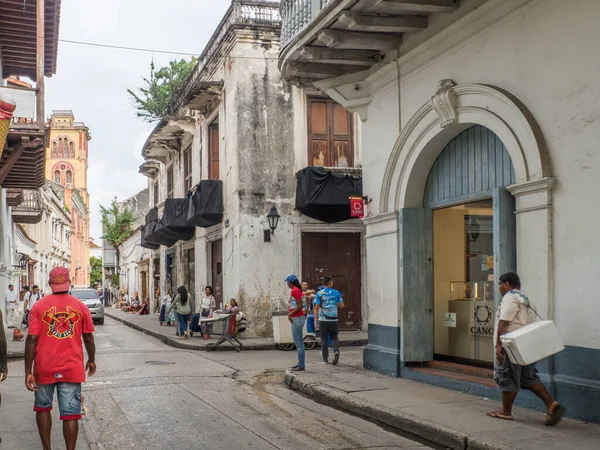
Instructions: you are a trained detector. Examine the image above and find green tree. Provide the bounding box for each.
[90,256,103,287]
[100,200,135,275]
[127,58,197,122]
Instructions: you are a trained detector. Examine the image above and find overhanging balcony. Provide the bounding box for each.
[279,0,458,86]
[12,189,43,224]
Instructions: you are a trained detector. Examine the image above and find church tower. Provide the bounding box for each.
[45,110,92,285]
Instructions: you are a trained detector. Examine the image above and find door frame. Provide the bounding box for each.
[296,222,367,331]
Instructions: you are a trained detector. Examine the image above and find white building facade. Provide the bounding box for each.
[15,182,71,293]
[278,0,600,423]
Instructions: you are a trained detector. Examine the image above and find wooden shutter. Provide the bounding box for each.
[209,122,220,180]
[308,98,354,168]
[331,102,353,167]
[308,99,329,167]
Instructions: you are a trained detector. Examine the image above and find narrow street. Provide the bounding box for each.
[1,318,432,450]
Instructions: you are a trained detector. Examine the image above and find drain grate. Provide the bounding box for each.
[145,361,175,366]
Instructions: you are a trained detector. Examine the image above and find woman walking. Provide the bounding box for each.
[285,274,306,372]
[200,286,216,340]
[168,286,191,340]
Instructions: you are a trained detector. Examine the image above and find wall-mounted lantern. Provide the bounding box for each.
[264,206,280,242]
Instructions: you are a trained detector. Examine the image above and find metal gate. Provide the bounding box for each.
[301,232,362,330]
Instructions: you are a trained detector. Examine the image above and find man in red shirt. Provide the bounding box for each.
[25,267,96,450]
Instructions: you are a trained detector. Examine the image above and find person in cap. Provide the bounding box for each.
[285,274,306,372]
[24,267,96,450]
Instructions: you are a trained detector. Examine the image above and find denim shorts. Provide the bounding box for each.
[34,382,82,420]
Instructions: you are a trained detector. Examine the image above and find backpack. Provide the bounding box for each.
[236,312,247,333]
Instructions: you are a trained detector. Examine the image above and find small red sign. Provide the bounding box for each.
[350,197,364,218]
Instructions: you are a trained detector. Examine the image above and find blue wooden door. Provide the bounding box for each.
[399,208,434,362]
[493,187,517,308]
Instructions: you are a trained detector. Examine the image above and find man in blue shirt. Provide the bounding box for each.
[314,276,345,365]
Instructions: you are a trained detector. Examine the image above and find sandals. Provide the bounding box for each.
[487,411,514,421]
[545,403,565,426]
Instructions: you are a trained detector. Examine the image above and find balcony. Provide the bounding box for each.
[0,86,46,190]
[279,0,458,86]
[6,188,24,207]
[12,189,43,224]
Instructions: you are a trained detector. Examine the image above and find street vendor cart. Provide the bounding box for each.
[192,312,242,352]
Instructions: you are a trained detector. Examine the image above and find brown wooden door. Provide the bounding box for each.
[308,98,353,168]
[208,120,220,180]
[211,240,223,309]
[302,232,362,330]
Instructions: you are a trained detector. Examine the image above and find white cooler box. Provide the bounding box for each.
[500,320,564,365]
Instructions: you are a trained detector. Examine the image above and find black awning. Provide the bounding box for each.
[187,180,224,228]
[295,167,363,223]
[143,206,180,248]
[140,224,160,250]
[155,198,196,244]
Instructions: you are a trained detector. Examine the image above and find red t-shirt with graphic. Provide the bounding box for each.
[28,294,95,385]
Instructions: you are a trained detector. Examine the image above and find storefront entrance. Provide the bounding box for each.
[425,125,516,366]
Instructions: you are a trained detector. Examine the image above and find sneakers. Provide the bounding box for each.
[332,351,340,366]
[322,360,329,364]
[290,366,305,372]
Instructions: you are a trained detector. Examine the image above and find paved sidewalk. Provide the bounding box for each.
[284,363,600,450]
[0,359,94,449]
[105,308,368,352]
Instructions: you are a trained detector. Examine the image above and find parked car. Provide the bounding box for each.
[70,288,105,325]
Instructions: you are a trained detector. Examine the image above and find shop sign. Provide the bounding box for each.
[471,304,494,337]
[443,312,456,327]
[350,197,364,217]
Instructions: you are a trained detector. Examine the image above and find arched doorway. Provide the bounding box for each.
[426,125,516,365]
[398,125,517,365]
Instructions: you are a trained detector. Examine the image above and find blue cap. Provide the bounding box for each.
[285,274,298,283]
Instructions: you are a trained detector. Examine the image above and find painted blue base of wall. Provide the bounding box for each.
[363,324,402,377]
[364,324,600,423]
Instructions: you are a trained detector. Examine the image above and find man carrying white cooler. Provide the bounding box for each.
[488,272,565,426]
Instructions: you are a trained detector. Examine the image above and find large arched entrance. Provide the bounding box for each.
[375,82,553,367]
[426,125,516,365]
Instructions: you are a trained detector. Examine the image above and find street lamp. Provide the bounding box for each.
[264,206,280,242]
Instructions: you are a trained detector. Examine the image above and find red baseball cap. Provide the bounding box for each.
[49,267,71,293]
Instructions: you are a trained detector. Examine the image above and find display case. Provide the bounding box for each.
[449,281,494,302]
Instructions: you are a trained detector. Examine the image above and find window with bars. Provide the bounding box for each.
[183,148,193,192]
[167,166,174,199]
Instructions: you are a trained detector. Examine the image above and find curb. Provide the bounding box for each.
[8,351,24,360]
[284,370,514,450]
[106,311,368,352]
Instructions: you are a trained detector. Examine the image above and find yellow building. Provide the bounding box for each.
[45,110,92,285]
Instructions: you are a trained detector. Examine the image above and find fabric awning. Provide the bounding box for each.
[295,167,363,223]
[153,199,195,245]
[187,180,224,228]
[142,207,178,248]
[140,224,160,250]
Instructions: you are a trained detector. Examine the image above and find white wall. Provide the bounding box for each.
[356,0,600,350]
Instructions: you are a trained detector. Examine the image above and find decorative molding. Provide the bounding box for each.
[507,177,555,196]
[379,82,551,213]
[430,79,457,128]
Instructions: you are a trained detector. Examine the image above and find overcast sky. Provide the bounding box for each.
[45,0,230,241]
